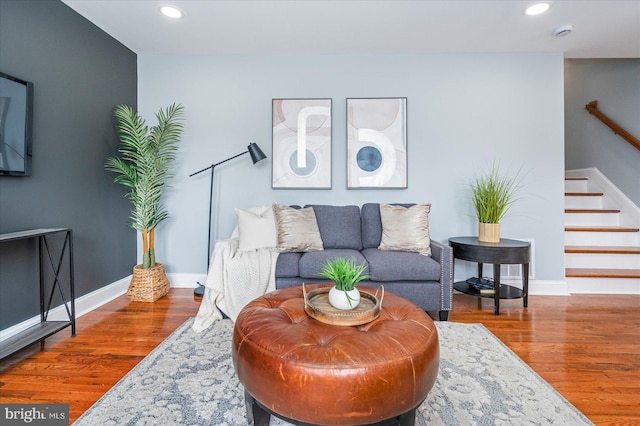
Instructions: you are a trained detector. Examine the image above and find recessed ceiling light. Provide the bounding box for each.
[525,3,550,16]
[159,5,184,19]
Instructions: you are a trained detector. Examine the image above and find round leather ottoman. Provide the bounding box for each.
[232,284,440,426]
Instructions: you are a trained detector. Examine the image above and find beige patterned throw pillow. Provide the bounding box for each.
[379,204,432,256]
[273,203,324,252]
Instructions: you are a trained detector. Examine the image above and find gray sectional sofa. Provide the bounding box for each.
[275,203,454,320]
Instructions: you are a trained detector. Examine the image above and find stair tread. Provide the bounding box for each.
[564,172,640,278]
[565,192,604,196]
[565,209,621,213]
[565,245,640,254]
[566,268,640,278]
[565,226,640,232]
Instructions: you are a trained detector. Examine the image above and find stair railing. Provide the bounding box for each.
[585,100,640,151]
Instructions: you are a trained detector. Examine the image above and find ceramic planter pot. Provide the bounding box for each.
[328,286,361,310]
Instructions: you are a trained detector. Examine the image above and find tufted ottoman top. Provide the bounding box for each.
[232,284,440,425]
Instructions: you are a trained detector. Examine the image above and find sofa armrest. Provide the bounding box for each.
[430,240,454,311]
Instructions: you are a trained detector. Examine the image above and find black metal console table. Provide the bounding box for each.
[449,236,531,315]
[0,228,76,360]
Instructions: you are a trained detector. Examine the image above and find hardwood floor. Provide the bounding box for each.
[450,294,640,425]
[1,289,639,424]
[0,290,201,423]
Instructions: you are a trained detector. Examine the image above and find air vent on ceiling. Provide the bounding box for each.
[553,24,574,37]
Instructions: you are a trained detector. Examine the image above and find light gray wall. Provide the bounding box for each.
[565,59,640,205]
[0,0,137,328]
[139,53,566,282]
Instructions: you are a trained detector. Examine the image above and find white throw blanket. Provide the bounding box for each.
[192,238,279,332]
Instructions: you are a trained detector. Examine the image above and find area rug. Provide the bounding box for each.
[74,319,593,426]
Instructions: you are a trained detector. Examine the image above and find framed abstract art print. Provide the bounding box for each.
[347,97,407,189]
[272,98,332,189]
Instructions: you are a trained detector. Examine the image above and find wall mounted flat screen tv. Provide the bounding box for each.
[0,72,34,176]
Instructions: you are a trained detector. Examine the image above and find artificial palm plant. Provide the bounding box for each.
[106,103,184,269]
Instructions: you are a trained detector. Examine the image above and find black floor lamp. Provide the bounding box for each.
[190,142,267,297]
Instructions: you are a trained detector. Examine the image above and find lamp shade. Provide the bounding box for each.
[248,143,267,164]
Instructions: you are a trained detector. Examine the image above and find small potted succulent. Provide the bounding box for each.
[318,258,370,310]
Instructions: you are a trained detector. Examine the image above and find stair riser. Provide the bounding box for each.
[565,196,603,209]
[564,232,640,246]
[565,253,640,269]
[564,213,620,227]
[566,277,640,294]
[565,173,640,295]
[564,180,589,192]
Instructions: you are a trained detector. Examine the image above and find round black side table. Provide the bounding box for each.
[449,237,531,315]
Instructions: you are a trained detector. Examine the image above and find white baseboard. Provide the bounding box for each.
[0,272,208,343]
[51,275,131,320]
[169,273,206,288]
[493,278,570,295]
[527,280,570,295]
[0,316,41,343]
[0,275,131,342]
[567,277,640,294]
[454,278,570,295]
[456,276,640,295]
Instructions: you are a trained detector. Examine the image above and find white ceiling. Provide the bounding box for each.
[62,0,640,58]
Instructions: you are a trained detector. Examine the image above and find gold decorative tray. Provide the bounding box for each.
[303,284,384,326]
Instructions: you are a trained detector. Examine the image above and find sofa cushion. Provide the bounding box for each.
[273,203,323,252]
[275,252,302,277]
[379,203,431,256]
[298,249,367,279]
[307,205,362,250]
[361,203,415,248]
[361,248,441,282]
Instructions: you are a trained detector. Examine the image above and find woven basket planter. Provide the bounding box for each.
[127,263,170,302]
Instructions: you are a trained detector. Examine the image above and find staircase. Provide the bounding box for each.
[564,169,640,293]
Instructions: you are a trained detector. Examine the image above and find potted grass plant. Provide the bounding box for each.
[106,103,185,301]
[318,257,370,310]
[471,163,523,243]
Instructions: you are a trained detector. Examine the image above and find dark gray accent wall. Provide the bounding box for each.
[0,0,137,329]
